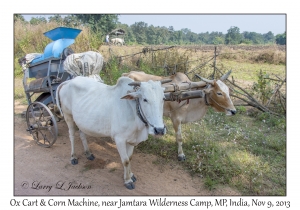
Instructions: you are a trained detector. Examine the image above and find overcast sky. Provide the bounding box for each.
[22,14,286,35]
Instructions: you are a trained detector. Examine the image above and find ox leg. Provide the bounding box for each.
[64,114,78,165]
[115,139,135,190]
[126,143,136,182]
[79,130,95,161]
[172,118,186,161]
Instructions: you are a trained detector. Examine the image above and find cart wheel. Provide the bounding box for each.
[26,102,58,147]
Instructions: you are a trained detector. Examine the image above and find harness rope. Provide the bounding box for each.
[136,98,154,127]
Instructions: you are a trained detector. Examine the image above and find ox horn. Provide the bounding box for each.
[195,74,214,85]
[128,81,141,87]
[220,70,232,81]
[160,79,172,84]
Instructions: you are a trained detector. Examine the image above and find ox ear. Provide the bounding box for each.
[121,92,141,100]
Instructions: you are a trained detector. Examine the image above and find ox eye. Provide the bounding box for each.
[143,99,148,102]
[217,92,223,96]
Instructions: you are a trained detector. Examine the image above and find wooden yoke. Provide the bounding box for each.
[162,80,207,102]
[163,81,206,92]
[164,90,204,101]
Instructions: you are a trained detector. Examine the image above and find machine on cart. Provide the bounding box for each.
[19,27,82,148]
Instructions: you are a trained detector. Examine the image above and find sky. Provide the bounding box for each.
[22,14,286,35]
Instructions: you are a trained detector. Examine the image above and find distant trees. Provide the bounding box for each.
[74,14,118,34]
[263,31,275,43]
[225,26,243,44]
[29,16,47,25]
[131,21,148,44]
[275,32,286,45]
[14,14,25,22]
[15,14,286,46]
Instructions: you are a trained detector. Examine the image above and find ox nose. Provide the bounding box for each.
[231,110,237,115]
[154,127,166,135]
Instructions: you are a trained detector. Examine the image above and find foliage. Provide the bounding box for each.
[14,14,25,22]
[275,32,286,45]
[17,15,285,46]
[100,56,128,85]
[251,69,272,105]
[225,26,243,44]
[263,31,275,44]
[131,21,148,44]
[29,16,47,25]
[242,32,264,44]
[74,14,118,35]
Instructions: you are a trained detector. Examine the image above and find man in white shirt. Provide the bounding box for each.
[106,34,109,44]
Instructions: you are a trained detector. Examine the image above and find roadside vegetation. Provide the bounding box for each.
[14,18,286,195]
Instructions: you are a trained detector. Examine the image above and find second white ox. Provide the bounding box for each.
[56,76,166,189]
[123,71,236,161]
[111,38,125,45]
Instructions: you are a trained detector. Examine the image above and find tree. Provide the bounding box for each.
[225,26,242,45]
[173,30,183,44]
[146,25,158,45]
[212,36,224,45]
[275,32,286,45]
[243,31,264,44]
[209,32,225,45]
[131,21,148,44]
[14,14,25,22]
[48,14,64,24]
[63,15,81,28]
[74,14,118,34]
[198,32,210,44]
[263,31,275,44]
[30,16,47,25]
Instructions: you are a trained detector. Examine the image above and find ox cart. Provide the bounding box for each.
[19,27,105,148]
[19,27,82,147]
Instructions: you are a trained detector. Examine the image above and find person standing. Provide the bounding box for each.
[106,34,109,44]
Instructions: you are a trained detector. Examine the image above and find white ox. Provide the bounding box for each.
[111,38,125,45]
[122,71,236,161]
[56,76,166,189]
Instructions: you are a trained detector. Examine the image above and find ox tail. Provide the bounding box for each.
[55,80,71,117]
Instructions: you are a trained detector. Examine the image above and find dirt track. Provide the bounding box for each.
[14,101,240,196]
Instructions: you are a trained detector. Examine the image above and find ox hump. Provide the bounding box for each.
[116,77,135,87]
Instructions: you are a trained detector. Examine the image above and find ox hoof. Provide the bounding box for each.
[71,159,78,165]
[131,175,137,182]
[125,182,135,190]
[87,154,95,161]
[178,155,186,161]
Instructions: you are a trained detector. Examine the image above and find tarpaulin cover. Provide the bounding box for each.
[63,51,104,82]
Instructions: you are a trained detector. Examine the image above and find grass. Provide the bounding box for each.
[216,60,286,82]
[136,108,286,195]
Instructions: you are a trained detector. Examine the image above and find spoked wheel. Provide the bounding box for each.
[26,102,58,147]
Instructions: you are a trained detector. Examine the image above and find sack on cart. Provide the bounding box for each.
[64,51,104,82]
